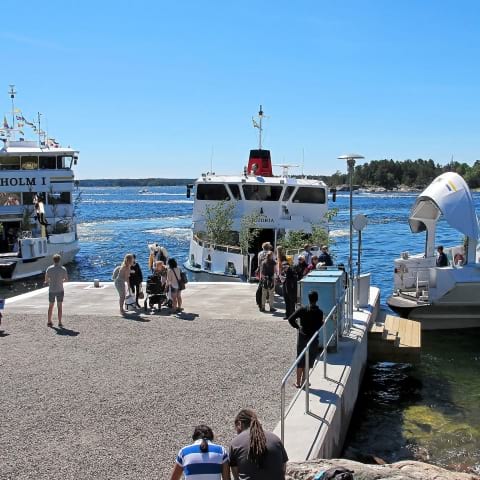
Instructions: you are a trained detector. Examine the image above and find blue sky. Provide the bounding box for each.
[3,1,480,179]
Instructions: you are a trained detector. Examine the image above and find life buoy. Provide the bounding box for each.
[454,253,464,266]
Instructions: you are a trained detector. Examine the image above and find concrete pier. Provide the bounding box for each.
[273,287,380,461]
[1,282,380,478]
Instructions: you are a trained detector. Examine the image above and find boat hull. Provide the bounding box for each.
[387,294,480,330]
[0,240,79,282]
[183,261,244,283]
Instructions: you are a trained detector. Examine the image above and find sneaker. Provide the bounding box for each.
[269,308,277,312]
[259,307,266,312]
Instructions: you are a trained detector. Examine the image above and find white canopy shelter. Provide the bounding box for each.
[408,172,479,260]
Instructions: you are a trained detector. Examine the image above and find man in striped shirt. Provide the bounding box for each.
[169,425,230,480]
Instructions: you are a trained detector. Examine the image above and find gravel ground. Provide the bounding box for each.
[0,308,297,479]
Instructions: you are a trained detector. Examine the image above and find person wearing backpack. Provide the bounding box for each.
[167,257,184,313]
[260,251,277,313]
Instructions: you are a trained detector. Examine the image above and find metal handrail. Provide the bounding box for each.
[193,234,242,254]
[280,304,337,444]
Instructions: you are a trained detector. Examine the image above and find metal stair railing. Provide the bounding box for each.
[280,304,337,444]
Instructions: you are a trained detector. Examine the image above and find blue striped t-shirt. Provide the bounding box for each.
[176,439,228,479]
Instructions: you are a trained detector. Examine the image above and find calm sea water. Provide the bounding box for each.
[2,186,479,473]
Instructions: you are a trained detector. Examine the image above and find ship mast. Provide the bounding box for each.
[9,85,16,138]
[252,105,265,150]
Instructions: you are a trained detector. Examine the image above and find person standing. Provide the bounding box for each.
[436,246,448,267]
[167,257,183,313]
[318,245,333,267]
[169,424,230,480]
[281,261,297,319]
[256,242,272,307]
[129,254,144,308]
[115,253,134,315]
[301,243,312,265]
[45,253,68,327]
[294,255,308,280]
[288,290,324,388]
[229,408,288,479]
[260,251,277,313]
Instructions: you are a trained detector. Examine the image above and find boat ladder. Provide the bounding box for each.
[416,272,429,301]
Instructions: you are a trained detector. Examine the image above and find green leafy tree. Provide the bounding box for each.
[239,210,262,253]
[204,200,235,245]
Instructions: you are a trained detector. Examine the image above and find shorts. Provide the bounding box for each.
[49,291,65,303]
[170,286,178,294]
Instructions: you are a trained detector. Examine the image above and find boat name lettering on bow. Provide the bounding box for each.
[0,177,46,187]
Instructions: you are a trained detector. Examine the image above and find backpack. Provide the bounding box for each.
[315,467,354,480]
[112,265,121,280]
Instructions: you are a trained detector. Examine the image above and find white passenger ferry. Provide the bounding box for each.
[0,86,79,282]
[184,107,332,281]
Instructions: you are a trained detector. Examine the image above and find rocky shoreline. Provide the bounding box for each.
[287,459,480,479]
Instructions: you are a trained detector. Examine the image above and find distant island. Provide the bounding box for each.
[78,178,196,187]
[78,158,480,190]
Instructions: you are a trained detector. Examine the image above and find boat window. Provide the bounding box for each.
[58,156,72,169]
[292,187,326,204]
[21,156,38,170]
[39,156,57,169]
[228,184,242,200]
[47,192,71,205]
[242,184,283,201]
[282,186,295,201]
[0,156,20,170]
[22,192,36,205]
[196,183,230,201]
[0,192,21,206]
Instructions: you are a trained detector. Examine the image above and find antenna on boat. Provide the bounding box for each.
[37,112,42,147]
[9,85,16,138]
[252,105,265,149]
[302,148,305,177]
[210,145,214,174]
[273,163,300,177]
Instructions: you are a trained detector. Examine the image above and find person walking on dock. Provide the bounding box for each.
[229,408,288,479]
[288,290,324,388]
[169,424,230,480]
[45,253,68,328]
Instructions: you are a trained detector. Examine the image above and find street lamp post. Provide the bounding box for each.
[338,153,364,331]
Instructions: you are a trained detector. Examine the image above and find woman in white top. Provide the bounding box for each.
[116,253,133,315]
[167,257,182,313]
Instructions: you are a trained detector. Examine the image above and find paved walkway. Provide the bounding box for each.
[0,282,297,479]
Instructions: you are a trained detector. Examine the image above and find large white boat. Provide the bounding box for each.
[0,86,79,282]
[387,172,480,330]
[184,107,331,281]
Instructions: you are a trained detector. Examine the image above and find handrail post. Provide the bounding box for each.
[323,318,327,378]
[281,382,285,443]
[305,347,310,414]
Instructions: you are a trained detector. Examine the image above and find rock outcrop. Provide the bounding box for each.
[286,459,480,480]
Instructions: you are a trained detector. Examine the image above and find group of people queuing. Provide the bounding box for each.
[169,408,288,480]
[256,241,333,317]
[113,250,185,315]
[256,242,327,389]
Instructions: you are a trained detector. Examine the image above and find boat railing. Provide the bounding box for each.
[193,234,242,254]
[280,303,337,444]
